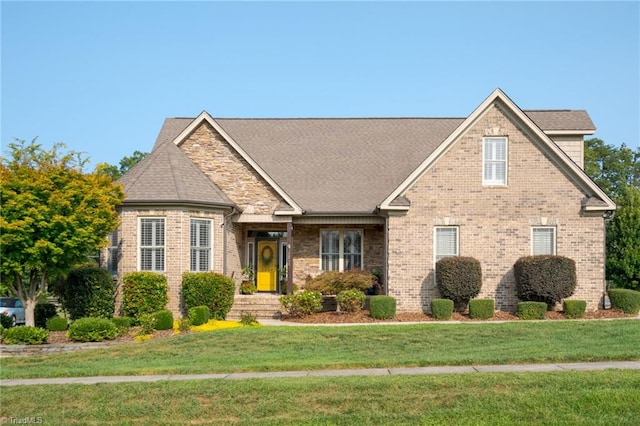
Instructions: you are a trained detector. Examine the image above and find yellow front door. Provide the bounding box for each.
[256,241,278,292]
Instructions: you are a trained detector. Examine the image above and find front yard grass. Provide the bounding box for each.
[2,370,639,424]
[1,319,638,379]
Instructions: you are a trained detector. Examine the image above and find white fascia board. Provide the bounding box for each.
[545,130,596,136]
[171,111,303,215]
[380,88,615,212]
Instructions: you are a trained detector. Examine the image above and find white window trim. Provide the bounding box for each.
[106,230,119,276]
[246,240,255,269]
[434,226,459,265]
[138,217,166,272]
[482,136,508,186]
[319,229,364,272]
[531,226,557,255]
[190,218,213,272]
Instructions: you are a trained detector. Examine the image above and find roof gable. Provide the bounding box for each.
[379,88,615,212]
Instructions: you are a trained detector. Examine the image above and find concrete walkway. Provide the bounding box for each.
[2,361,639,387]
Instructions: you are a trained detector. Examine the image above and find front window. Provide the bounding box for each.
[106,230,119,275]
[435,226,459,263]
[483,137,507,185]
[320,229,362,271]
[139,218,165,271]
[190,219,212,272]
[532,227,556,255]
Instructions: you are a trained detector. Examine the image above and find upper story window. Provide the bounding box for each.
[532,226,556,255]
[434,226,459,263]
[320,229,362,271]
[139,218,165,272]
[483,137,508,186]
[106,230,119,275]
[190,219,212,272]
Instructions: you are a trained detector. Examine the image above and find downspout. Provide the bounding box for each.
[375,207,390,296]
[222,207,239,276]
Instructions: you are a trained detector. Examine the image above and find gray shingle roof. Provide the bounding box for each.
[118,138,234,207]
[130,110,595,213]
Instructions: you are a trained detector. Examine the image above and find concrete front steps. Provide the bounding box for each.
[227,294,283,320]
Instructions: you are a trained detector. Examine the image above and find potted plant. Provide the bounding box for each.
[240,265,257,295]
[278,266,288,293]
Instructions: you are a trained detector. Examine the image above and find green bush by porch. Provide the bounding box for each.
[182,272,235,320]
[305,270,373,295]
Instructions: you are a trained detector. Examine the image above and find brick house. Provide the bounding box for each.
[106,89,615,317]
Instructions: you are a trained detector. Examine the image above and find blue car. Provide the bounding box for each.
[0,297,26,326]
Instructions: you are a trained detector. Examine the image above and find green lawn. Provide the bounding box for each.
[1,319,638,379]
[2,370,639,424]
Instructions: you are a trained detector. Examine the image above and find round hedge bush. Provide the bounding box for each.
[67,317,117,342]
[46,316,68,331]
[2,326,49,345]
[436,257,482,311]
[514,255,576,307]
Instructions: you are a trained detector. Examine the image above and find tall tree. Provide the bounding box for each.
[584,138,639,201]
[606,186,640,290]
[584,138,640,290]
[0,139,125,326]
[98,150,148,180]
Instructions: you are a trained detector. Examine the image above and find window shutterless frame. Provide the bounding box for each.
[531,226,556,255]
[434,226,459,264]
[138,217,165,272]
[483,137,508,186]
[319,229,363,271]
[190,218,213,272]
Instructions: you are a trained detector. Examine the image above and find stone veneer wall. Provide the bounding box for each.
[180,122,286,214]
[115,206,226,316]
[387,103,605,313]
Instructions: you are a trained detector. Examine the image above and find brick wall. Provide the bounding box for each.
[114,206,225,317]
[388,104,605,313]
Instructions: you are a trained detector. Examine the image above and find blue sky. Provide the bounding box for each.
[2,1,639,168]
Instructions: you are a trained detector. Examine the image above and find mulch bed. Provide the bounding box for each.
[281,308,635,324]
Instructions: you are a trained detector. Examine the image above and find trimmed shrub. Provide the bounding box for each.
[431,298,454,320]
[137,313,156,335]
[154,309,174,330]
[608,288,640,314]
[469,299,495,320]
[516,302,547,320]
[436,257,482,311]
[46,316,68,331]
[563,300,587,319]
[336,289,366,313]
[279,290,323,318]
[35,303,58,328]
[514,255,576,307]
[57,266,115,320]
[0,314,14,329]
[305,270,373,295]
[111,316,134,336]
[182,272,235,320]
[369,296,396,320]
[2,326,49,345]
[122,272,168,320]
[68,317,118,342]
[189,305,211,326]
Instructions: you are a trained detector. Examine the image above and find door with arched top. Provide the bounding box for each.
[256,240,278,291]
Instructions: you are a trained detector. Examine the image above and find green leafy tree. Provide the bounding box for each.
[584,138,639,200]
[606,186,640,290]
[584,138,640,289]
[0,139,125,326]
[98,150,148,180]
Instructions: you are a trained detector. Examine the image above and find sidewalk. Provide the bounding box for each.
[2,361,639,387]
